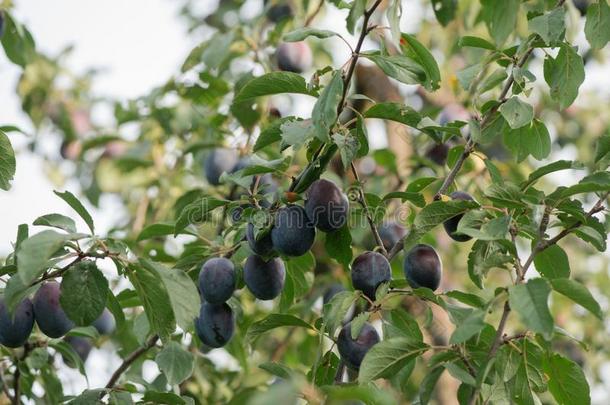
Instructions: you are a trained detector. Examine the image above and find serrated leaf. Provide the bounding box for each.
[323,290,357,336]
[550,278,602,320]
[174,197,228,235]
[449,308,486,344]
[528,7,565,45]
[358,337,428,383]
[17,230,70,284]
[499,97,533,129]
[481,0,520,45]
[521,160,583,189]
[364,53,426,86]
[543,43,585,109]
[54,190,95,234]
[543,353,590,405]
[284,28,337,42]
[312,71,344,141]
[533,245,570,279]
[247,314,314,344]
[350,312,370,339]
[155,342,194,385]
[584,0,610,49]
[324,225,352,267]
[33,213,77,233]
[400,33,441,91]
[458,35,496,50]
[233,72,314,104]
[60,261,108,326]
[503,119,551,162]
[509,278,553,339]
[0,130,16,191]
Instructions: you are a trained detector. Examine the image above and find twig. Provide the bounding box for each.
[101,334,159,398]
[304,0,324,27]
[350,162,387,255]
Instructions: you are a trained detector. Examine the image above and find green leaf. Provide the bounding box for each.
[457,214,511,241]
[508,278,553,339]
[456,64,480,91]
[33,213,77,233]
[544,353,590,405]
[458,36,496,50]
[419,366,445,404]
[444,362,476,386]
[358,337,428,383]
[54,190,95,234]
[546,171,610,202]
[550,278,602,320]
[584,0,610,49]
[350,312,370,339]
[400,33,441,91]
[283,28,337,42]
[533,245,570,279]
[543,43,585,109]
[449,308,486,344]
[521,160,583,189]
[528,7,565,45]
[431,0,457,26]
[49,340,87,377]
[499,97,533,129]
[323,290,357,336]
[247,314,314,344]
[332,132,360,167]
[155,341,195,385]
[321,385,396,405]
[174,197,228,235]
[467,240,513,289]
[280,119,315,150]
[382,191,425,207]
[485,182,527,209]
[364,53,426,86]
[402,200,480,251]
[233,72,314,104]
[594,133,610,163]
[139,259,200,333]
[312,70,344,141]
[481,0,520,45]
[259,362,294,379]
[60,261,108,326]
[384,308,423,341]
[4,274,40,316]
[0,13,36,67]
[253,117,293,152]
[346,0,366,34]
[17,230,70,284]
[0,130,16,191]
[364,102,422,127]
[324,225,352,267]
[503,119,551,162]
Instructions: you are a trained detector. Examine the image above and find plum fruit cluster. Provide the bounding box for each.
[0,264,115,353]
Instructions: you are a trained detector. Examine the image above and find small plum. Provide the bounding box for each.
[378,221,407,251]
[425,143,449,166]
[304,179,349,232]
[194,302,235,348]
[33,281,75,338]
[443,191,474,242]
[198,258,236,304]
[246,223,275,256]
[337,322,380,370]
[92,309,116,335]
[0,297,35,348]
[276,42,313,73]
[351,251,391,300]
[244,255,286,300]
[271,205,316,257]
[64,336,93,365]
[403,244,442,291]
[204,148,239,185]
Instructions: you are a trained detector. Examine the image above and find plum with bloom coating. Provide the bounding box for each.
[404,244,442,291]
[337,321,380,370]
[244,255,286,300]
[198,258,236,304]
[351,251,391,300]
[304,179,349,232]
[271,205,316,257]
[443,191,474,242]
[194,302,235,348]
[0,297,35,348]
[33,281,75,338]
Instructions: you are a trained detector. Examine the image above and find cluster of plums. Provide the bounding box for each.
[0,276,115,362]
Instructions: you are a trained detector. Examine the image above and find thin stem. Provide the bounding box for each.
[304,0,324,27]
[101,334,159,398]
[350,162,387,255]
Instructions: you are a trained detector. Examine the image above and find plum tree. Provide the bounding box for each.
[442,191,475,241]
[0,297,35,348]
[203,148,238,185]
[243,255,286,300]
[403,244,442,291]
[271,205,316,256]
[337,322,380,370]
[92,309,116,335]
[304,179,349,232]
[351,251,391,300]
[378,221,407,251]
[33,281,75,338]
[246,222,275,256]
[194,302,235,348]
[198,257,236,304]
[275,42,312,73]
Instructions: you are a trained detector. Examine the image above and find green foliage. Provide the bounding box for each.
[0,0,608,403]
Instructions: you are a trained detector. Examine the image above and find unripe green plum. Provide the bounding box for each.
[351,251,391,300]
[403,244,442,291]
[33,281,75,338]
[337,322,380,370]
[244,255,286,300]
[198,257,236,304]
[271,205,316,257]
[194,302,235,348]
[443,191,474,242]
[304,179,349,232]
[0,297,35,348]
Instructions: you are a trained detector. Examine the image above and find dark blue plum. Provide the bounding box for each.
[323,283,346,305]
[33,281,75,338]
[337,322,380,370]
[304,179,349,232]
[204,148,238,185]
[246,223,275,256]
[194,302,235,348]
[198,258,236,304]
[404,244,442,291]
[0,11,4,38]
[351,251,391,300]
[271,205,316,257]
[64,336,93,365]
[92,309,115,335]
[244,255,286,300]
[443,191,474,242]
[378,221,407,251]
[0,297,34,348]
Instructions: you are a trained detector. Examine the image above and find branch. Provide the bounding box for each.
[350,162,387,255]
[288,0,383,193]
[101,334,159,398]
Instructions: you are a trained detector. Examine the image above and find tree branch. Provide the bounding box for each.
[101,334,159,398]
